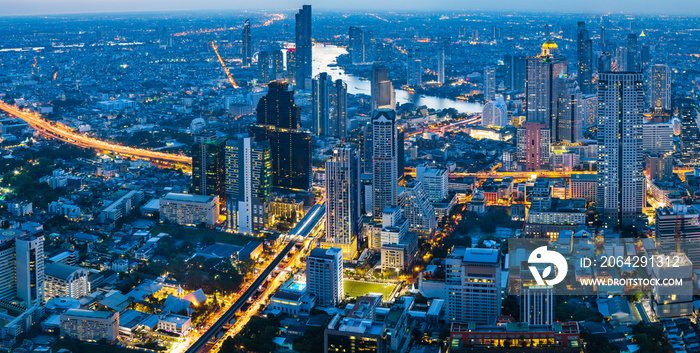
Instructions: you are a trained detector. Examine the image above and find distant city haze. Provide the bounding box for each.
[1,0,699,16]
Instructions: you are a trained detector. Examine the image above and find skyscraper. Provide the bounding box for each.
[272,49,284,80]
[312,73,348,138]
[286,48,297,85]
[372,109,398,219]
[516,122,551,172]
[626,33,638,71]
[483,66,496,101]
[526,41,568,142]
[482,96,508,128]
[445,247,502,325]
[16,236,44,307]
[306,247,344,307]
[557,77,583,143]
[371,66,395,111]
[576,21,593,94]
[324,148,361,259]
[258,50,270,83]
[242,19,251,67]
[225,135,272,234]
[407,48,422,87]
[295,5,312,90]
[504,53,527,92]
[192,134,226,213]
[348,27,373,64]
[597,72,645,228]
[648,64,671,111]
[437,46,445,85]
[0,234,45,308]
[251,81,312,191]
[679,100,700,165]
[401,179,436,234]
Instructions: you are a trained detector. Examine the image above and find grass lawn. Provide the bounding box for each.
[151,224,256,246]
[51,341,137,353]
[344,279,397,299]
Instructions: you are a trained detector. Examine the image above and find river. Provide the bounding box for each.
[312,44,483,114]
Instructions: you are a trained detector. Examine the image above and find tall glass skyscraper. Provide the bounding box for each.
[372,109,398,219]
[192,134,226,212]
[371,65,395,111]
[251,81,312,191]
[242,19,251,67]
[312,73,347,138]
[295,5,312,90]
[526,41,568,142]
[597,72,645,228]
[225,135,272,234]
[324,148,361,259]
[576,21,593,94]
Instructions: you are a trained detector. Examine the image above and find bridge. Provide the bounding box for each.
[0,102,192,170]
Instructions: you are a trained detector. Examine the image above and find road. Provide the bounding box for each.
[0,102,192,169]
[184,239,299,353]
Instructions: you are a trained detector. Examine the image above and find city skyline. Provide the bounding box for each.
[2,0,700,16]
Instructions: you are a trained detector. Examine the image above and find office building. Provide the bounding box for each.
[445,247,502,325]
[521,287,555,326]
[0,234,45,310]
[60,309,119,342]
[577,22,593,94]
[627,33,638,71]
[16,236,44,307]
[44,263,88,301]
[517,122,551,171]
[306,247,344,307]
[597,72,645,228]
[680,100,700,165]
[192,134,226,213]
[258,50,270,83]
[646,153,673,182]
[380,206,417,270]
[286,48,297,85]
[582,94,598,131]
[251,81,312,191]
[569,174,597,204]
[483,66,496,101]
[407,48,422,87]
[348,27,373,64]
[312,73,348,138]
[272,49,284,79]
[450,322,581,352]
[225,136,272,234]
[325,314,386,353]
[504,53,527,92]
[437,46,445,85]
[242,19,251,67]
[655,204,700,267]
[295,5,312,90]
[324,148,361,259]
[557,77,583,143]
[482,96,508,128]
[159,193,219,226]
[615,47,630,72]
[401,179,436,235]
[648,64,671,111]
[371,65,395,111]
[526,41,568,142]
[642,122,674,154]
[372,109,398,218]
[416,165,448,202]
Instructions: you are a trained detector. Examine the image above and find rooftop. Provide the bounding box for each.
[161,193,216,203]
[63,309,117,320]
